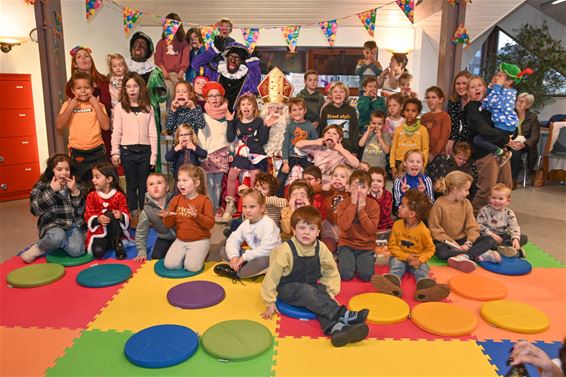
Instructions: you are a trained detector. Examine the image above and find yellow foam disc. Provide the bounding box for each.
[411,302,477,336]
[480,300,549,334]
[449,274,507,301]
[348,293,410,324]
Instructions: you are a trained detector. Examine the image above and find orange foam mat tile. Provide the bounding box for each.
[272,337,498,376]
[430,266,566,342]
[0,326,82,377]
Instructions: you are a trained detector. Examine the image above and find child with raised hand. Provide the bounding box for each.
[56,72,110,183]
[421,86,451,162]
[428,171,499,273]
[261,206,370,348]
[134,173,175,262]
[384,93,404,136]
[296,70,325,127]
[390,98,429,176]
[319,82,359,155]
[215,189,281,280]
[336,170,380,282]
[165,124,207,184]
[368,167,393,236]
[85,162,130,259]
[359,111,391,170]
[377,53,408,96]
[111,72,158,219]
[280,180,314,240]
[162,165,214,272]
[320,164,352,252]
[165,80,206,135]
[371,189,450,302]
[296,125,359,186]
[393,150,434,208]
[357,77,387,135]
[476,184,528,258]
[398,73,418,101]
[22,154,86,263]
[107,53,128,108]
[355,40,382,96]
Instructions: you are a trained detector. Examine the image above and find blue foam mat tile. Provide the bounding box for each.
[478,339,563,376]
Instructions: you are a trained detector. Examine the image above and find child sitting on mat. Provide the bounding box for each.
[261,206,370,347]
[371,189,450,302]
[134,173,176,262]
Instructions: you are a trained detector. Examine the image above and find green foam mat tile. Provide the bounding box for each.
[522,243,565,268]
[428,255,448,267]
[46,329,275,377]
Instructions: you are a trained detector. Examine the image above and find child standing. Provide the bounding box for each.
[428,171,499,272]
[216,189,281,279]
[477,184,528,257]
[377,53,408,96]
[193,75,209,109]
[56,72,110,183]
[319,82,359,155]
[261,206,370,347]
[320,165,352,252]
[371,189,450,302]
[107,53,127,108]
[165,81,206,135]
[390,98,429,175]
[163,165,214,271]
[393,150,434,208]
[111,72,158,217]
[297,70,325,128]
[368,167,393,236]
[384,93,404,136]
[165,124,208,181]
[359,111,391,170]
[398,73,418,101]
[22,154,86,263]
[357,77,387,135]
[85,162,130,259]
[421,86,451,162]
[355,41,382,96]
[336,170,380,282]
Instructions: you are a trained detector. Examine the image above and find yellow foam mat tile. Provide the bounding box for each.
[87,261,278,335]
[273,337,498,377]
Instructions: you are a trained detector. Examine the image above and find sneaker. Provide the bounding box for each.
[499,150,512,167]
[415,282,451,302]
[338,306,369,325]
[415,278,437,291]
[497,245,518,257]
[447,254,477,273]
[114,239,127,260]
[129,210,139,229]
[221,197,236,223]
[370,273,402,297]
[20,244,45,263]
[478,250,502,264]
[213,263,239,280]
[215,208,226,224]
[330,323,369,347]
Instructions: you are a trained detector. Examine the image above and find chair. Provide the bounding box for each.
[541,121,566,184]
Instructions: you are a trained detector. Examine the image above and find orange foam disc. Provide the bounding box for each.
[411,302,477,337]
[448,274,507,301]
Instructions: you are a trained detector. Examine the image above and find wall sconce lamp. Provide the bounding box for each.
[0,37,27,53]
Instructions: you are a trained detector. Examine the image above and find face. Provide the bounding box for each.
[74,49,92,72]
[399,79,411,95]
[370,173,385,193]
[131,38,148,62]
[331,87,346,105]
[125,78,140,102]
[239,98,255,119]
[403,152,424,176]
[323,128,341,147]
[454,75,469,97]
[92,169,112,192]
[363,48,376,60]
[205,89,223,107]
[453,153,469,167]
[218,22,232,37]
[289,104,307,122]
[71,79,93,102]
[452,180,471,202]
[349,179,370,198]
[425,91,443,111]
[365,81,377,97]
[53,161,71,184]
[254,182,271,197]
[242,195,265,223]
[331,167,349,191]
[226,53,242,74]
[388,99,401,117]
[303,174,320,187]
[403,103,419,124]
[268,103,283,116]
[178,127,193,145]
[177,171,198,197]
[369,116,384,133]
[389,56,400,70]
[193,78,207,95]
[146,175,168,200]
[305,74,318,91]
[189,32,202,49]
[111,59,126,77]
[515,96,529,112]
[289,188,310,208]
[294,220,320,246]
[175,83,191,104]
[467,78,486,101]
[397,197,413,220]
[489,189,511,210]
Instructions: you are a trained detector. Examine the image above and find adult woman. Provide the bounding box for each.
[446,70,472,154]
[185,27,205,83]
[510,93,540,188]
[65,46,112,157]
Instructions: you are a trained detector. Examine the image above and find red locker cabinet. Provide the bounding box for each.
[0,74,40,201]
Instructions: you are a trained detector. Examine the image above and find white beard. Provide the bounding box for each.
[261,104,289,158]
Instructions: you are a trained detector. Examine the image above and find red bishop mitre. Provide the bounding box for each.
[257,67,294,104]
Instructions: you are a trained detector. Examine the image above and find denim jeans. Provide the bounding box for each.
[207,172,224,211]
[38,226,85,257]
[337,246,375,282]
[121,147,151,212]
[388,256,430,281]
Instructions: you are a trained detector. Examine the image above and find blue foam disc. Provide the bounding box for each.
[479,256,532,276]
[153,259,204,279]
[125,324,199,368]
[76,263,132,287]
[276,298,317,320]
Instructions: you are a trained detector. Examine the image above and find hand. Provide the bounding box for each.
[225,110,234,121]
[98,214,111,225]
[512,238,520,250]
[460,242,471,252]
[186,205,197,217]
[213,35,226,52]
[186,140,196,151]
[112,209,121,219]
[68,97,79,109]
[158,209,176,217]
[174,142,185,151]
[510,341,562,376]
[229,256,245,271]
[260,304,277,320]
[66,176,80,195]
[318,138,326,146]
[282,162,290,174]
[367,125,376,134]
[88,95,100,107]
[334,142,344,152]
[494,75,505,86]
[489,232,503,244]
[264,114,279,128]
[445,140,454,155]
[357,193,366,210]
[111,155,121,166]
[134,256,147,263]
[186,99,196,110]
[401,177,410,193]
[163,71,171,81]
[417,177,426,192]
[171,100,179,112]
[50,176,63,191]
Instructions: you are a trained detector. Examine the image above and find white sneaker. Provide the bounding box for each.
[20,244,45,263]
[478,250,502,264]
[448,254,477,273]
[221,196,236,223]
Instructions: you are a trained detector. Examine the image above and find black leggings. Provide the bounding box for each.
[150,238,175,259]
[434,235,493,261]
[92,215,123,259]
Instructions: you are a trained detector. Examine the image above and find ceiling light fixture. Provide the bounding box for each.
[0,36,27,53]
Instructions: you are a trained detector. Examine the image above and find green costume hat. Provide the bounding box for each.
[500,62,534,84]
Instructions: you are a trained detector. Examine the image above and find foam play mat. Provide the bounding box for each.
[45,249,95,267]
[348,293,410,324]
[1,238,564,376]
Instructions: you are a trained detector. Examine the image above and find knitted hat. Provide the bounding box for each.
[500,62,534,84]
[203,82,225,97]
[129,32,154,60]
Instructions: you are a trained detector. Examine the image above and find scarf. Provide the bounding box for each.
[403,119,421,136]
[204,101,229,121]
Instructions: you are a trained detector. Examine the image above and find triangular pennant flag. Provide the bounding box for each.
[85,0,102,21]
[319,19,338,47]
[357,9,377,38]
[201,26,219,49]
[242,28,260,53]
[396,0,415,23]
[281,26,300,53]
[452,24,471,48]
[162,17,181,45]
[123,8,141,35]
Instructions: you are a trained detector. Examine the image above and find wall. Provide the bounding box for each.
[0,0,48,170]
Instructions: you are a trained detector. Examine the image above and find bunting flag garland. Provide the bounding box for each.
[319,19,338,47]
[24,0,36,4]
[357,9,377,38]
[201,26,218,49]
[123,7,141,35]
[396,0,414,23]
[281,26,300,53]
[242,28,260,53]
[162,17,181,45]
[85,0,103,20]
[452,24,471,47]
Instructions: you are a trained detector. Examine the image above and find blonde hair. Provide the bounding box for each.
[106,53,127,77]
[174,124,199,145]
[332,164,352,177]
[517,92,535,109]
[241,188,266,206]
[329,82,350,101]
[467,75,486,90]
[435,170,473,194]
[177,165,207,195]
[491,183,512,198]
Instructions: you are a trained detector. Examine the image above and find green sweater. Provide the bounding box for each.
[297,88,325,124]
[357,95,387,132]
